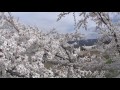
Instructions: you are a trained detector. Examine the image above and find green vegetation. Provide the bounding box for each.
[105,69,120,78]
[105,59,114,64]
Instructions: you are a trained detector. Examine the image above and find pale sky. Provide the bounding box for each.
[11,12,100,39]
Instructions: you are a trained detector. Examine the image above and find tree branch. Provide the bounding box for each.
[97,12,120,54]
[61,44,72,62]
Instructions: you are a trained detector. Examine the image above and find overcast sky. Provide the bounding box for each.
[12,12,101,39]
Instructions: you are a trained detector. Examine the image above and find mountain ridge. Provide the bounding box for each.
[67,39,98,46]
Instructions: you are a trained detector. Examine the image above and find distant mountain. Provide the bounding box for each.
[67,39,98,47]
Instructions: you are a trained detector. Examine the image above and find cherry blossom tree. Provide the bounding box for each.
[57,12,120,78]
[0,12,119,78]
[58,12,120,56]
